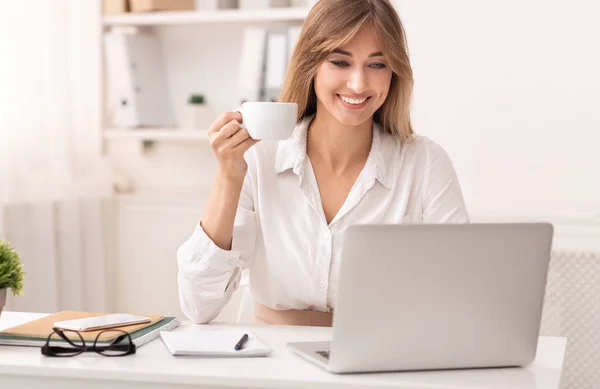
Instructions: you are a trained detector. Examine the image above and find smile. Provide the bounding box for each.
[337,94,371,109]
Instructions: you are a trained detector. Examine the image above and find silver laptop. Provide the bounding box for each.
[287,223,553,374]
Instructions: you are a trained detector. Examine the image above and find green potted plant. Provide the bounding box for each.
[0,239,24,316]
[184,94,215,130]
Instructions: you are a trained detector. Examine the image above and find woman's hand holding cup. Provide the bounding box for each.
[208,102,298,182]
[208,111,259,182]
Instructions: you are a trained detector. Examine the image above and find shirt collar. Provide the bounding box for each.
[275,115,393,189]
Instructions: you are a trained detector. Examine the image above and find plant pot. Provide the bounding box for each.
[184,104,215,130]
[0,288,6,317]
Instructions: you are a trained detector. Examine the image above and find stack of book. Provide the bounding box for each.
[0,311,181,348]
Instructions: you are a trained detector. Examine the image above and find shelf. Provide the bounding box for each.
[103,7,310,26]
[104,129,209,141]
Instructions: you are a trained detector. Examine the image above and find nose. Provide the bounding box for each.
[347,68,368,94]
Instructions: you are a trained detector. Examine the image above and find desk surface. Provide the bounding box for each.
[0,312,566,389]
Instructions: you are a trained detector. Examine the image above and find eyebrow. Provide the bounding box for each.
[332,49,384,58]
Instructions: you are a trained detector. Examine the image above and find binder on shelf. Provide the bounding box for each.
[236,27,268,105]
[264,30,288,102]
[104,30,175,128]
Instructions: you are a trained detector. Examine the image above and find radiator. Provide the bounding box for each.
[540,250,600,389]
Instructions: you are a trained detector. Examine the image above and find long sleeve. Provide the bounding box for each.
[177,174,257,324]
[422,141,470,223]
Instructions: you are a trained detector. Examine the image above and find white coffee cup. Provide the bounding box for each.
[235,102,298,140]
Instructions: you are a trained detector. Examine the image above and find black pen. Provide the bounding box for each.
[234,333,249,351]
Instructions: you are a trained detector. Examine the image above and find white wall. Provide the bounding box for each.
[395,0,600,217]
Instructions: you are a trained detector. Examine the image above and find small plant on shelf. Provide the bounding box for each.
[188,94,206,105]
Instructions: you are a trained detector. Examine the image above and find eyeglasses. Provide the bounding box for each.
[41,327,136,357]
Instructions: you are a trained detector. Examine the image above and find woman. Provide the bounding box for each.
[177,0,469,326]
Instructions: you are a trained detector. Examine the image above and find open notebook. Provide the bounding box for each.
[160,329,271,357]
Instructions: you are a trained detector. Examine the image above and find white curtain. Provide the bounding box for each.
[0,0,114,313]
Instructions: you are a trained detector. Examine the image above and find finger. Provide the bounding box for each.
[234,138,260,153]
[222,127,251,149]
[213,119,242,142]
[207,111,243,135]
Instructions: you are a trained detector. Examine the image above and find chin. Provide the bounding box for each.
[332,108,377,128]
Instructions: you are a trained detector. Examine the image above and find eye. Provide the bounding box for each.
[330,60,350,68]
[369,63,387,70]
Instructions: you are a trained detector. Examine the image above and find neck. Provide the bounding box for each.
[307,111,373,174]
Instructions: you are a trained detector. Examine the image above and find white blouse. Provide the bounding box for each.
[177,116,469,324]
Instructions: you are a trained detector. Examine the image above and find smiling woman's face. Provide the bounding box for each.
[313,23,393,128]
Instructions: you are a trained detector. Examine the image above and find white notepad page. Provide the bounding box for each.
[160,329,271,357]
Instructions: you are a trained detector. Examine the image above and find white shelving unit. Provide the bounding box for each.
[104,128,209,141]
[102,7,309,143]
[103,7,310,26]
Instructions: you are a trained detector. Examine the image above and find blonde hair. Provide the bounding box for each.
[279,0,414,141]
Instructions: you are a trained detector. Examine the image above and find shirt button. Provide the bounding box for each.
[324,230,331,238]
[318,281,328,289]
[229,258,237,266]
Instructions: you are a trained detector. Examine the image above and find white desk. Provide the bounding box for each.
[0,312,566,389]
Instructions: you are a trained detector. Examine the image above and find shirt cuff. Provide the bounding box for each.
[178,223,243,274]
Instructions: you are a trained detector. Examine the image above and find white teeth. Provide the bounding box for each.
[340,95,368,105]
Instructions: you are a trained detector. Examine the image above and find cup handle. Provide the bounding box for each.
[233,106,246,129]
